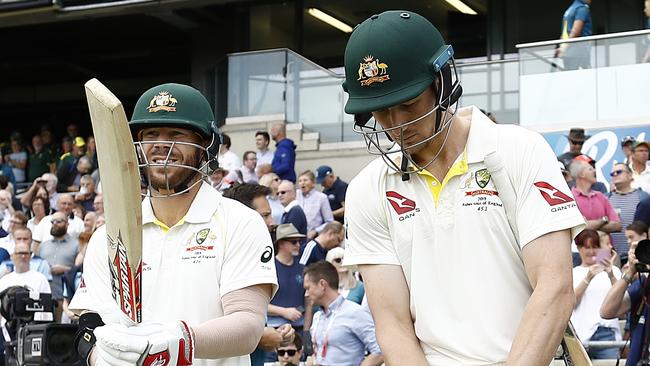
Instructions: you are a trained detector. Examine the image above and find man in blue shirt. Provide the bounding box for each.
[304,261,383,366]
[271,123,297,183]
[557,0,593,70]
[316,166,348,224]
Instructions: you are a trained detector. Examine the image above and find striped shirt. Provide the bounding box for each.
[609,189,648,258]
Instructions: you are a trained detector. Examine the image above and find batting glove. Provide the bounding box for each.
[94,321,194,366]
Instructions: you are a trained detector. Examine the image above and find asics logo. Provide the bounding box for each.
[386,191,417,215]
[534,182,574,206]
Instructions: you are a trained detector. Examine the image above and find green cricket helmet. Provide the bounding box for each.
[342,10,462,178]
[129,83,221,196]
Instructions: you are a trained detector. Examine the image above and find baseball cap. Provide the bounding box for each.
[574,154,596,167]
[621,135,636,146]
[315,166,333,184]
[634,141,650,150]
[275,223,306,243]
[73,136,86,148]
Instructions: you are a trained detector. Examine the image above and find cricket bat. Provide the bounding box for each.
[560,321,593,366]
[84,78,143,324]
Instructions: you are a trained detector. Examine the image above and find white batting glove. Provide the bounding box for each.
[94,321,194,366]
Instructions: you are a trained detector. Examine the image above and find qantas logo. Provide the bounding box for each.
[534,182,574,206]
[386,191,417,215]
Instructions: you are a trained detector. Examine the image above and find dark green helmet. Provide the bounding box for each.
[129,83,215,138]
[343,10,454,114]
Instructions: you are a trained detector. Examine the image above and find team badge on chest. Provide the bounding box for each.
[475,169,491,188]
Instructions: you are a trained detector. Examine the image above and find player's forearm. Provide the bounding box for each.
[374,322,428,366]
[507,280,574,365]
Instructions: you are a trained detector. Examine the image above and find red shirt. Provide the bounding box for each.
[571,186,620,222]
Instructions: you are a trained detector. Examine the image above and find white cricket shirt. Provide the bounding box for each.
[344,106,585,365]
[70,182,278,366]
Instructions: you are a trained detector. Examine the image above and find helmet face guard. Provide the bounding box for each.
[353,57,462,176]
[134,133,219,198]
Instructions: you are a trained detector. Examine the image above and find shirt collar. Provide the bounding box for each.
[385,106,496,174]
[323,295,345,315]
[571,186,596,197]
[284,199,299,212]
[142,181,219,225]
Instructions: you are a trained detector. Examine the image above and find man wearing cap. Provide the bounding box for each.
[56,137,92,193]
[567,154,608,194]
[341,10,585,365]
[558,128,590,169]
[621,136,637,165]
[316,166,348,224]
[630,141,650,193]
[267,224,310,340]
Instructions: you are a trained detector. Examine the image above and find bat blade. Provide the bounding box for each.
[561,321,593,366]
[84,78,143,324]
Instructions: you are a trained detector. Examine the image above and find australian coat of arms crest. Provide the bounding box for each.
[357,55,390,86]
[147,91,178,113]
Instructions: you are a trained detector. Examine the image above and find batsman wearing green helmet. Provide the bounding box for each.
[341,11,585,365]
[69,83,278,366]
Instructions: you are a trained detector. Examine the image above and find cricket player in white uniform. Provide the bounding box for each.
[342,11,585,365]
[69,83,278,366]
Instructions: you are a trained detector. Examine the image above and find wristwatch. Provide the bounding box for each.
[601,216,609,224]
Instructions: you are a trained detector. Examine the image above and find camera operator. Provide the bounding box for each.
[601,238,650,365]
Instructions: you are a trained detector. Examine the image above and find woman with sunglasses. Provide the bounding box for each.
[326,247,365,305]
[260,172,285,227]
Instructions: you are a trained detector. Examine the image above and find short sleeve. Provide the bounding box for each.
[68,226,124,320]
[219,204,278,297]
[510,131,586,247]
[38,274,51,294]
[574,5,590,21]
[343,165,400,266]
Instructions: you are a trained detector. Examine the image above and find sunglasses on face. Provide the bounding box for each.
[610,169,626,177]
[273,178,280,182]
[277,191,288,195]
[332,257,342,263]
[277,349,297,357]
[569,140,584,145]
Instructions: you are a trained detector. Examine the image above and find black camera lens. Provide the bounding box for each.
[635,239,650,272]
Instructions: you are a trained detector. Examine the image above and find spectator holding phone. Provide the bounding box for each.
[572,229,622,359]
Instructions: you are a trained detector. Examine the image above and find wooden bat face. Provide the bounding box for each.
[85,78,143,324]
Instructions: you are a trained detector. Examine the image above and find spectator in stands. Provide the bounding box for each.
[83,211,97,233]
[609,163,649,264]
[0,151,17,189]
[630,141,650,192]
[58,136,84,168]
[32,193,84,249]
[241,151,259,183]
[27,196,49,232]
[326,247,365,305]
[597,230,621,268]
[625,221,648,251]
[275,332,304,366]
[304,261,383,366]
[567,154,608,194]
[0,239,50,295]
[259,173,284,226]
[0,190,15,235]
[571,229,622,359]
[601,236,650,366]
[58,136,73,165]
[0,212,27,254]
[41,173,59,209]
[93,194,104,216]
[315,166,348,224]
[299,221,344,267]
[6,134,28,183]
[218,134,241,172]
[267,224,308,331]
[66,123,79,139]
[0,228,51,281]
[95,214,105,228]
[558,128,590,168]
[570,157,622,234]
[222,183,276,232]
[74,174,96,212]
[278,180,307,236]
[556,0,592,70]
[255,131,274,170]
[86,135,98,170]
[39,211,79,322]
[27,134,55,182]
[271,123,297,182]
[62,230,91,323]
[621,136,637,165]
[40,126,58,158]
[57,155,93,193]
[20,175,51,213]
[297,170,334,239]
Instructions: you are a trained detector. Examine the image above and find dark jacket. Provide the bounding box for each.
[282,205,307,236]
[272,139,297,182]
